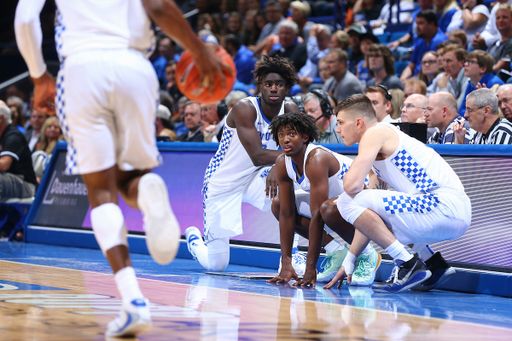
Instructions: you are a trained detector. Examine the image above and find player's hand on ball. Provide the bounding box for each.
[294,267,316,287]
[324,265,350,289]
[265,166,278,199]
[267,264,298,283]
[194,43,234,95]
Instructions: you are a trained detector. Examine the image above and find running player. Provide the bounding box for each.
[325,94,471,293]
[267,112,381,287]
[15,0,230,337]
[185,56,300,272]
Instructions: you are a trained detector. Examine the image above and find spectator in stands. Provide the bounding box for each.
[0,103,37,200]
[404,79,428,99]
[150,36,170,89]
[322,48,365,102]
[434,0,460,32]
[329,30,351,51]
[448,29,468,49]
[226,12,245,44]
[446,0,489,43]
[24,109,47,153]
[303,91,341,143]
[173,97,189,137]
[279,0,291,16]
[36,116,64,154]
[425,92,470,143]
[454,88,512,144]
[437,44,468,109]
[165,61,182,106]
[225,90,248,111]
[388,0,434,49]
[366,86,396,122]
[352,0,386,24]
[221,34,256,85]
[257,1,285,44]
[290,1,314,43]
[367,44,404,89]
[346,25,368,75]
[268,20,308,72]
[294,24,332,94]
[178,102,204,142]
[400,10,448,83]
[155,104,176,140]
[355,33,380,88]
[497,84,512,121]
[247,0,262,10]
[243,9,262,46]
[472,0,510,51]
[368,0,416,35]
[6,96,26,134]
[390,88,405,119]
[201,101,227,142]
[158,37,179,63]
[420,52,442,94]
[488,4,512,71]
[460,50,505,115]
[401,94,429,122]
[435,39,457,69]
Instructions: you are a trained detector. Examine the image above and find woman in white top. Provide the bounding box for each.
[370,0,416,35]
[446,0,490,42]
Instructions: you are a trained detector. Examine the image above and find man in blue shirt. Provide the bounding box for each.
[459,50,505,116]
[221,34,256,85]
[400,10,448,83]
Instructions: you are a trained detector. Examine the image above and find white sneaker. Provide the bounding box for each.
[185,226,204,258]
[138,173,180,265]
[278,251,307,277]
[105,298,151,338]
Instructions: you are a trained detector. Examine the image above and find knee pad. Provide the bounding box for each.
[206,237,230,272]
[337,192,368,225]
[91,203,128,254]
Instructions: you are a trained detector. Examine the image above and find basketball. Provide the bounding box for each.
[176,46,236,104]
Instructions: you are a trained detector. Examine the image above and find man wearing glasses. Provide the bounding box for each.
[459,50,504,116]
[400,94,428,123]
[497,84,512,121]
[424,92,471,144]
[453,88,512,144]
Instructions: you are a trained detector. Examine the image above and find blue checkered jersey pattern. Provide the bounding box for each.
[202,128,234,194]
[392,149,438,193]
[383,193,440,215]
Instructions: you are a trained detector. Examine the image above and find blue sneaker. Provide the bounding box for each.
[412,252,456,291]
[106,298,151,337]
[372,254,431,294]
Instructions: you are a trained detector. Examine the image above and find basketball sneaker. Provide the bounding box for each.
[105,298,151,338]
[138,173,180,265]
[412,252,456,292]
[185,226,205,258]
[371,254,431,294]
[316,248,348,283]
[350,246,382,286]
[278,251,307,277]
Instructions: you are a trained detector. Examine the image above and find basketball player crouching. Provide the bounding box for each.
[325,94,471,293]
[267,112,381,287]
[185,56,300,271]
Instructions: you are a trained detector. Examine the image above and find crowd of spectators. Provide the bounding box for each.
[4,0,512,208]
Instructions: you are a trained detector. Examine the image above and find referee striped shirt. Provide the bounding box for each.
[427,116,471,144]
[471,118,512,145]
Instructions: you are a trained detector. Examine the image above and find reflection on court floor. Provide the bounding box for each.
[0,242,511,340]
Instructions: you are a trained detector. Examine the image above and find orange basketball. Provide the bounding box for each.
[176,46,237,104]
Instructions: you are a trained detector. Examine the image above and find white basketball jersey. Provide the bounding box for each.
[202,97,284,192]
[54,0,155,61]
[372,122,466,195]
[285,144,352,198]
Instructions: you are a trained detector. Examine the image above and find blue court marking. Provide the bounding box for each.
[0,280,67,291]
[2,242,512,330]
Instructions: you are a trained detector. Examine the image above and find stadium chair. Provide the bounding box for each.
[0,197,34,241]
[394,61,410,76]
[377,33,390,44]
[389,31,409,44]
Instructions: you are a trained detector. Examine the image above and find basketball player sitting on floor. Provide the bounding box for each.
[186,56,300,271]
[324,94,471,293]
[267,112,381,287]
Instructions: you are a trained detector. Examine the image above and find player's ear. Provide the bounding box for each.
[302,133,309,143]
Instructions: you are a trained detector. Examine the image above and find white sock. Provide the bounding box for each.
[385,240,413,263]
[324,240,344,253]
[115,267,144,303]
[361,243,374,255]
[413,244,435,261]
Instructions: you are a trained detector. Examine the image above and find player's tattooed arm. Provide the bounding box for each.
[373,178,389,190]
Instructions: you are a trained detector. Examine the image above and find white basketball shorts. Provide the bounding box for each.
[203,167,272,242]
[55,49,161,175]
[337,189,471,245]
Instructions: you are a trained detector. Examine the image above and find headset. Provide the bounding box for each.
[310,89,333,121]
[291,95,306,114]
[377,84,392,101]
